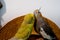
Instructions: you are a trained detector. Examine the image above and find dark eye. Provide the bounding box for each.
[28,17,34,24]
[38,11,40,13]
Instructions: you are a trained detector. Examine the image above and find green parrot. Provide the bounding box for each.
[9,13,34,40]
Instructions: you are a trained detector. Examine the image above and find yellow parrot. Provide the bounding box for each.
[9,13,34,40]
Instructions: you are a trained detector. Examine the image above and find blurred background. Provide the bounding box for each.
[0,0,60,28]
[0,0,6,27]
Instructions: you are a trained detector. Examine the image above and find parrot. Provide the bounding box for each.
[9,13,34,40]
[34,9,57,40]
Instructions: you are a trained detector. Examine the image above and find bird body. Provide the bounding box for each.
[34,9,57,40]
[9,14,34,40]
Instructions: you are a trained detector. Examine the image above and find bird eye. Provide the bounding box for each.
[27,17,34,24]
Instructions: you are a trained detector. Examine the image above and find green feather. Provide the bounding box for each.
[14,14,34,40]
